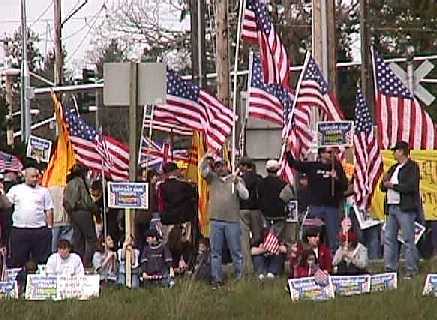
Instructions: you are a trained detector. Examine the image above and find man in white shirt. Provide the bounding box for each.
[46,239,84,276]
[0,167,54,267]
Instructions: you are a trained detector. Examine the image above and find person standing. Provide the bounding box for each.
[0,167,53,267]
[381,141,420,279]
[238,157,263,274]
[200,152,249,288]
[286,147,348,252]
[63,165,97,268]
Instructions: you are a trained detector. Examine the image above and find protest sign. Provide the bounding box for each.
[108,182,149,209]
[3,268,21,282]
[353,205,382,230]
[316,121,354,147]
[331,275,371,296]
[0,281,18,299]
[57,275,100,300]
[422,274,437,296]
[286,200,298,223]
[370,273,397,292]
[25,275,57,300]
[382,222,425,245]
[288,276,335,302]
[372,150,437,221]
[27,135,52,163]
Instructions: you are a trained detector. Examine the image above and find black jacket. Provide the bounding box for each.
[286,151,348,207]
[258,175,287,219]
[240,171,262,210]
[380,159,420,214]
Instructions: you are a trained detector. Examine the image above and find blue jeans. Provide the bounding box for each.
[384,205,418,273]
[210,220,243,283]
[310,206,339,252]
[350,208,381,259]
[117,272,140,288]
[252,254,284,275]
[51,225,74,253]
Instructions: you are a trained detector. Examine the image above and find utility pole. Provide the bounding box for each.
[20,0,31,143]
[3,41,14,146]
[54,0,63,85]
[312,0,337,95]
[359,0,374,116]
[215,0,230,107]
[190,0,206,86]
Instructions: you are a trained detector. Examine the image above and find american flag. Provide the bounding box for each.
[353,89,383,210]
[242,0,290,88]
[143,110,192,136]
[262,229,280,255]
[314,269,330,287]
[0,151,23,172]
[139,136,191,170]
[64,107,129,181]
[248,53,294,125]
[279,54,344,183]
[373,50,437,149]
[154,69,235,151]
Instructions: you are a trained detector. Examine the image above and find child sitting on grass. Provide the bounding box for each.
[92,235,117,285]
[192,238,211,282]
[117,235,140,288]
[140,229,174,288]
[295,249,320,278]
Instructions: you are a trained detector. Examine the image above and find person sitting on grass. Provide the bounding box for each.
[117,235,140,288]
[46,239,84,276]
[333,231,369,275]
[288,241,304,279]
[92,235,117,285]
[304,227,332,274]
[192,238,211,282]
[295,249,320,278]
[140,229,174,288]
[251,229,288,280]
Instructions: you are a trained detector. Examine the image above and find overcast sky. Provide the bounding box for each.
[0,0,106,71]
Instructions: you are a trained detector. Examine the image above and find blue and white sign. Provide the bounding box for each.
[370,273,397,292]
[317,121,354,147]
[423,274,437,296]
[288,276,335,302]
[27,135,52,163]
[108,182,149,209]
[331,275,371,296]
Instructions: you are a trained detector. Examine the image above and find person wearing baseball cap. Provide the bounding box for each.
[381,141,420,279]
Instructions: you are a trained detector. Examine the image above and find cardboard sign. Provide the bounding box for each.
[317,121,354,147]
[288,276,335,302]
[25,275,57,300]
[353,205,382,230]
[3,268,21,283]
[108,182,149,209]
[27,135,52,163]
[0,281,18,299]
[423,274,437,296]
[57,275,100,300]
[370,273,397,292]
[331,275,371,296]
[286,200,298,223]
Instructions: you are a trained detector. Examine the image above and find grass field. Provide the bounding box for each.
[1,262,437,320]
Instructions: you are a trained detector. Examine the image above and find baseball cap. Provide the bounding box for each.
[391,141,410,154]
[265,159,280,171]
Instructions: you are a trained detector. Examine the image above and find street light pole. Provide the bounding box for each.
[20,0,31,143]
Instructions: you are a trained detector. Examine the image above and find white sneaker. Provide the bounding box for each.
[258,274,265,281]
[266,273,275,279]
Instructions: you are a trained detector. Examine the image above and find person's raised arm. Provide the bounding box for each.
[199,152,214,181]
[235,176,249,200]
[285,150,309,173]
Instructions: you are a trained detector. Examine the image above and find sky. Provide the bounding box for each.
[0,0,107,71]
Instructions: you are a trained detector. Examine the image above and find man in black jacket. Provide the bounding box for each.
[239,158,263,274]
[286,147,348,252]
[381,141,420,279]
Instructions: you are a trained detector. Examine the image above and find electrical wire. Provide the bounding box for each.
[29,0,54,28]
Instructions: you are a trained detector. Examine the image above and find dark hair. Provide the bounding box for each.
[66,164,87,182]
[58,239,72,250]
[162,162,178,174]
[300,249,317,267]
[90,180,102,191]
[239,157,253,168]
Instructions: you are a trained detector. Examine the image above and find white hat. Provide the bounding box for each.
[265,159,280,171]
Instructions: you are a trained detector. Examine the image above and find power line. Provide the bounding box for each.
[29,0,54,28]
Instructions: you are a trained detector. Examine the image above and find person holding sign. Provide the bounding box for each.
[46,239,84,276]
[286,147,348,252]
[381,141,420,279]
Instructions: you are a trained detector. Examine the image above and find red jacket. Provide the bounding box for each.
[295,265,317,278]
[315,244,332,274]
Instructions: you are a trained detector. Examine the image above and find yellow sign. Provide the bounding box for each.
[371,150,437,221]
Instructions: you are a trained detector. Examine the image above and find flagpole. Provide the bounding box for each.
[147,104,155,175]
[99,126,108,242]
[279,51,311,161]
[240,50,254,156]
[231,0,246,176]
[138,106,147,171]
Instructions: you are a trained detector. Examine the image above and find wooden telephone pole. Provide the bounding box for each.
[215,0,230,106]
[359,0,374,116]
[190,0,207,86]
[54,0,63,85]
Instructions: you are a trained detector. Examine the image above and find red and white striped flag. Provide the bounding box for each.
[154,69,235,151]
[353,89,383,210]
[64,107,129,181]
[262,229,280,255]
[242,0,290,88]
[372,49,437,149]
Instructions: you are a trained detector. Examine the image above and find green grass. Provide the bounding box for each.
[2,263,437,320]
